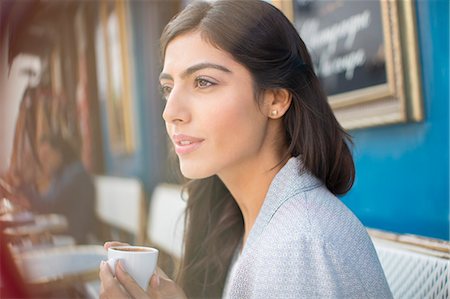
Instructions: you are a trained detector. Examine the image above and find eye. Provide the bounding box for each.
[195,77,216,89]
[160,84,172,99]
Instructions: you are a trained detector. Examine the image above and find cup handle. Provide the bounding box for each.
[106,258,118,276]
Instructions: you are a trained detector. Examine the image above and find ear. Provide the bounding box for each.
[264,88,292,119]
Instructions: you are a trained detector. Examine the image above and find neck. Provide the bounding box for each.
[218,151,288,246]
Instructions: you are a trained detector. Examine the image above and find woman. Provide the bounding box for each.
[99,1,392,298]
[21,135,96,244]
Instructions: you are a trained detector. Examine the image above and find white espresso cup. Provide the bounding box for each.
[107,246,159,290]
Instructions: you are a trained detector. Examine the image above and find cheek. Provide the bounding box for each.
[206,100,266,152]
[165,122,171,135]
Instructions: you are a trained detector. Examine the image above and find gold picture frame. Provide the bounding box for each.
[272,0,423,129]
[98,0,135,154]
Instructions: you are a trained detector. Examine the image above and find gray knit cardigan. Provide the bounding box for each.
[222,157,392,299]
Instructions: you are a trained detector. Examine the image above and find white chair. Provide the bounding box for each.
[147,183,186,261]
[369,229,450,299]
[94,176,147,245]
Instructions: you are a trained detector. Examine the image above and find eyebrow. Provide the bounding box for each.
[159,62,232,81]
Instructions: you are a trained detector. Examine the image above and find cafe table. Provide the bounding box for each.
[0,210,34,228]
[3,213,68,244]
[14,244,106,295]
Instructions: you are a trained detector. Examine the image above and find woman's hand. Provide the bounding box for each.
[100,259,149,299]
[99,241,187,299]
[148,268,188,299]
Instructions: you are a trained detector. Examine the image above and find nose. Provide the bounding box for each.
[162,86,190,124]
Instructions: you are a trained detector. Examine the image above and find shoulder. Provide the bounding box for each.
[257,184,383,278]
[56,161,95,196]
[238,187,392,298]
[61,162,93,182]
[266,185,368,243]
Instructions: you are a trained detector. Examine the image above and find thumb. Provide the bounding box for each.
[150,273,161,289]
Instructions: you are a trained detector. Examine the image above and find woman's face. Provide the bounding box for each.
[38,142,62,177]
[161,31,273,179]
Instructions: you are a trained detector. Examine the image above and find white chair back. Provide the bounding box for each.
[369,229,449,299]
[147,184,186,260]
[95,176,146,244]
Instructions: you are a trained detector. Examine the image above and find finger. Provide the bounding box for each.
[99,282,107,299]
[149,273,160,289]
[148,273,188,299]
[104,241,130,250]
[99,261,130,298]
[148,274,161,299]
[155,267,170,279]
[115,260,149,299]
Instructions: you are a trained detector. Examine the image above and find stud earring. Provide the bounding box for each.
[270,110,278,117]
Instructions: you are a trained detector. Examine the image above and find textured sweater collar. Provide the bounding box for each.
[242,156,322,254]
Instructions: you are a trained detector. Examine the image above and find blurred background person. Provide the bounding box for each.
[19,134,96,244]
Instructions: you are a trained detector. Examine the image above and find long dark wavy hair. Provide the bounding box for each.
[160,1,355,298]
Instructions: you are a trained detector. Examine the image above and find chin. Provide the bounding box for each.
[179,160,213,179]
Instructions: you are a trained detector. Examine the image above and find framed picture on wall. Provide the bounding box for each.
[272,0,423,129]
[97,0,135,154]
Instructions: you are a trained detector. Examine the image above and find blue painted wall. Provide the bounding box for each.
[99,2,174,196]
[342,0,449,240]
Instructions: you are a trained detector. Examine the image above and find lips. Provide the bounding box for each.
[172,134,204,155]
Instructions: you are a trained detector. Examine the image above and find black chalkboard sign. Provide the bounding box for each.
[293,0,387,97]
[272,0,423,128]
